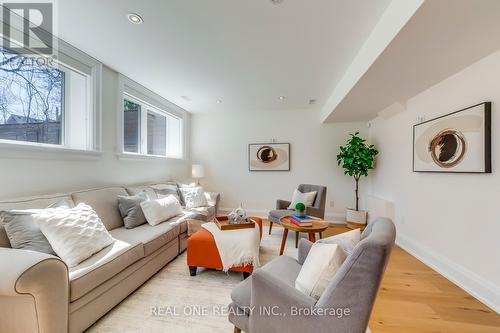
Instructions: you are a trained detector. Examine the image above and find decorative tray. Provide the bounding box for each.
[214,215,255,231]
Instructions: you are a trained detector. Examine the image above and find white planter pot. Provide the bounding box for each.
[346,209,367,225]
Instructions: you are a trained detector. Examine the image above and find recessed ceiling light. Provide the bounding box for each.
[279,96,286,101]
[127,13,143,25]
[309,98,317,105]
[270,0,284,5]
[181,95,191,102]
[216,99,223,104]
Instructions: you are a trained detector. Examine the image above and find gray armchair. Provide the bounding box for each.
[228,218,396,333]
[268,184,327,247]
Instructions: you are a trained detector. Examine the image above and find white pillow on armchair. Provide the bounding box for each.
[288,189,317,209]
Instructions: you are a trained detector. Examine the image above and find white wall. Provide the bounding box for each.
[0,66,190,200]
[368,49,500,313]
[191,109,367,220]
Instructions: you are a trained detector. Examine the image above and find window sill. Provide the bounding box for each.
[0,141,102,161]
[117,152,185,162]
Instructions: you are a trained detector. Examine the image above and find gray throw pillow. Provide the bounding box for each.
[1,209,56,255]
[117,192,148,229]
[151,183,183,205]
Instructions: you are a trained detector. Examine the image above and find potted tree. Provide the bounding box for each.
[337,132,378,225]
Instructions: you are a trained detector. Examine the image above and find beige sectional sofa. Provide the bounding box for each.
[0,184,219,333]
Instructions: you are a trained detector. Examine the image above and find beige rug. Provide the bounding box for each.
[86,227,296,333]
[87,229,370,333]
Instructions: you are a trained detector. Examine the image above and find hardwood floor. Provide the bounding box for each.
[267,221,500,333]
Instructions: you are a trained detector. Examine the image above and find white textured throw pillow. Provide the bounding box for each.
[317,228,361,254]
[140,195,182,226]
[288,189,317,209]
[179,186,208,209]
[35,203,115,268]
[295,243,348,299]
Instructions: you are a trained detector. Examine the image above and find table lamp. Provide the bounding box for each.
[191,164,205,185]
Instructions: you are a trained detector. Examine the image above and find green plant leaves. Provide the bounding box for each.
[337,132,379,180]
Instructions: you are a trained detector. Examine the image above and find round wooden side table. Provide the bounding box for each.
[278,216,329,256]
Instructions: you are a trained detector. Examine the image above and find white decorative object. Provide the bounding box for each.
[140,195,183,226]
[295,243,348,299]
[346,209,367,224]
[34,203,115,268]
[191,164,205,185]
[228,207,247,224]
[288,189,317,209]
[179,186,208,209]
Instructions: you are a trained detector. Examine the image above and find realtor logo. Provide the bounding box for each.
[2,2,53,54]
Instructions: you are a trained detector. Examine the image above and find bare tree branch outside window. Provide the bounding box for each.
[0,47,64,144]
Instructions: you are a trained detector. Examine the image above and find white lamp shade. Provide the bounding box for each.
[192,164,205,178]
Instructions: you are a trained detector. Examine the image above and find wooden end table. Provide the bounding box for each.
[278,216,329,255]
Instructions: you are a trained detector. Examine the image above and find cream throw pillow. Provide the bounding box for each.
[295,242,348,299]
[288,189,317,209]
[140,195,182,226]
[35,203,115,268]
[317,228,361,254]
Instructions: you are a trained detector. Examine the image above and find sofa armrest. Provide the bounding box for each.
[249,269,316,332]
[204,191,220,214]
[298,239,314,265]
[276,199,291,210]
[0,248,69,333]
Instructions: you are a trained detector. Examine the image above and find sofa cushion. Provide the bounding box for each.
[151,183,182,203]
[71,187,128,231]
[231,255,302,312]
[269,209,295,219]
[183,206,215,222]
[69,239,144,301]
[169,214,188,234]
[110,222,180,257]
[125,185,158,201]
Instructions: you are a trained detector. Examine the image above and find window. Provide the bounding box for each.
[122,93,183,158]
[123,99,140,153]
[0,46,101,152]
[147,111,166,156]
[0,47,64,145]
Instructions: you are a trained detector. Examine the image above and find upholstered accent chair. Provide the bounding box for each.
[268,184,327,247]
[228,217,396,333]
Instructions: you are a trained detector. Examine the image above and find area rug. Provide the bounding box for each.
[86,228,370,333]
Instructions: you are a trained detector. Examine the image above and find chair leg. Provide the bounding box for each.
[269,221,273,234]
[242,271,251,279]
[234,326,242,333]
[189,266,197,276]
[295,231,299,248]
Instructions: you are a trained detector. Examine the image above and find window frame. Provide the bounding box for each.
[118,74,187,161]
[0,34,102,159]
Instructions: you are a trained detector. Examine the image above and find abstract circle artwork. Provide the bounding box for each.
[429,129,466,168]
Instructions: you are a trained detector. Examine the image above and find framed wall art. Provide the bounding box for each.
[249,143,290,171]
[413,102,491,173]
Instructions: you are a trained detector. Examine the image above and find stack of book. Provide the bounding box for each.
[287,214,314,227]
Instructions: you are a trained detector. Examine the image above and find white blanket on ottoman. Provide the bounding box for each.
[202,222,260,272]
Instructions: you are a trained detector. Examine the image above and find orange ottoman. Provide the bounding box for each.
[187,217,262,278]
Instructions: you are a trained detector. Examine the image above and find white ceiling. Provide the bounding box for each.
[325,0,500,122]
[57,0,391,113]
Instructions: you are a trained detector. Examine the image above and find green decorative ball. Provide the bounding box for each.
[295,202,306,212]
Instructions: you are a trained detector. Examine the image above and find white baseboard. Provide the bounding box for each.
[218,207,346,224]
[396,233,500,314]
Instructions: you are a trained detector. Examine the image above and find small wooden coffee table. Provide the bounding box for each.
[278,216,329,255]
